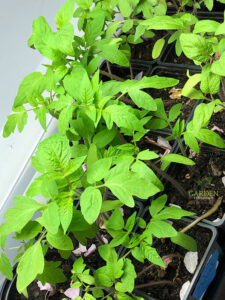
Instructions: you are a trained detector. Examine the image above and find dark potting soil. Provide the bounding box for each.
[130,31,166,61]
[208,108,225,140]
[165,147,225,221]
[134,220,211,300]
[14,250,74,300]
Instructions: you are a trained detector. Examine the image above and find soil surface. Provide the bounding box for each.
[131,31,166,61]
[165,147,225,221]
[208,108,225,140]
[134,220,212,300]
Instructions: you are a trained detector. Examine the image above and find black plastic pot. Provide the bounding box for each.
[167,8,224,21]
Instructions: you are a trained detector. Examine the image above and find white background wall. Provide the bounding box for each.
[0,0,68,286]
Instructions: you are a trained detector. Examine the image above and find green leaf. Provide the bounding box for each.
[100,200,123,213]
[64,156,86,176]
[155,207,195,220]
[211,52,225,76]
[93,128,117,148]
[106,21,121,39]
[86,158,112,184]
[152,38,165,59]
[52,22,74,56]
[134,24,146,42]
[99,44,129,67]
[115,259,136,293]
[85,16,105,46]
[31,134,71,173]
[59,197,73,233]
[13,72,45,107]
[204,0,214,10]
[122,20,134,33]
[136,218,146,229]
[125,212,136,232]
[17,242,44,293]
[131,160,164,191]
[63,66,89,101]
[149,194,167,217]
[34,106,48,131]
[195,129,225,148]
[142,16,184,30]
[31,16,61,61]
[162,154,195,165]
[80,187,102,224]
[55,0,75,29]
[0,196,43,235]
[48,94,73,110]
[128,89,157,111]
[137,150,159,161]
[76,0,93,9]
[94,266,114,287]
[183,132,199,153]
[105,105,143,132]
[3,110,28,137]
[0,254,13,280]
[131,247,144,263]
[180,33,212,62]
[194,20,219,33]
[41,180,58,199]
[201,64,220,94]
[169,103,182,122]
[148,219,177,238]
[118,0,131,17]
[37,261,66,285]
[14,221,42,240]
[107,208,124,231]
[171,232,197,252]
[87,143,98,168]
[58,105,75,134]
[42,202,60,234]
[46,228,73,250]
[141,243,166,268]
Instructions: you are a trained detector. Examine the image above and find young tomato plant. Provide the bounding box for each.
[0,0,221,299]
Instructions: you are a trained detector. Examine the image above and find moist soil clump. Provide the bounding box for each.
[165,147,225,221]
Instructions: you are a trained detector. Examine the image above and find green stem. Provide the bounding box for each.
[122,249,132,259]
[49,109,59,119]
[177,138,186,157]
[0,246,21,254]
[181,197,222,233]
[100,70,124,82]
[135,280,175,289]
